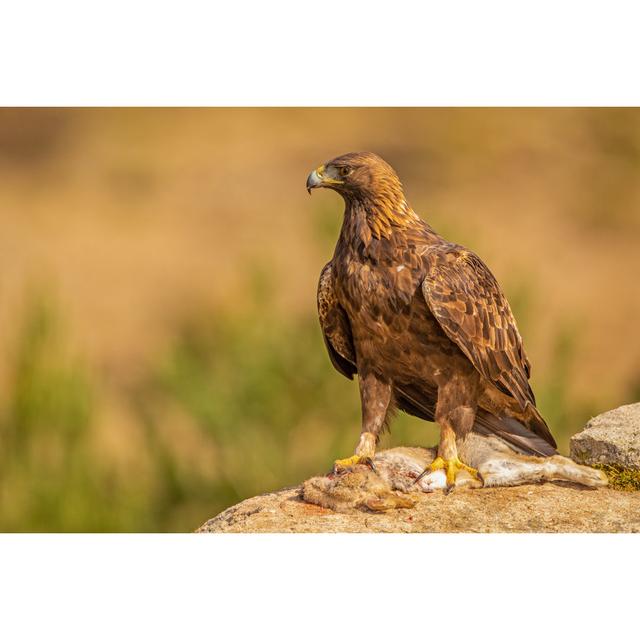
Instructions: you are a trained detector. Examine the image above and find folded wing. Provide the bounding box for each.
[317,262,357,379]
[421,244,556,448]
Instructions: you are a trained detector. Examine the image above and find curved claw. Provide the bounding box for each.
[333,454,377,475]
[414,455,446,485]
[361,456,376,472]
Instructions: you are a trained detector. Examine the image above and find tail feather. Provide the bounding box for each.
[474,410,557,457]
[523,403,557,450]
[395,385,557,458]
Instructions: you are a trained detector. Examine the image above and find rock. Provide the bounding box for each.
[570,402,640,470]
[197,431,637,533]
[197,482,640,533]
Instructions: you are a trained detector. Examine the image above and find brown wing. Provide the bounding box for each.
[421,244,534,409]
[317,262,357,379]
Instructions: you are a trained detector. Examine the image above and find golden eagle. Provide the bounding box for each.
[307,151,556,490]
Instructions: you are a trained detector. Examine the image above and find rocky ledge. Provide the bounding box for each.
[197,403,640,533]
[197,482,640,533]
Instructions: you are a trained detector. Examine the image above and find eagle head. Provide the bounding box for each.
[306,151,404,205]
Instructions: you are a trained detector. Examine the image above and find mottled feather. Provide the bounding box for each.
[421,244,534,409]
[317,262,357,379]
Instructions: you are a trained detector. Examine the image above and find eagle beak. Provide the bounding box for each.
[306,164,344,194]
[306,168,323,194]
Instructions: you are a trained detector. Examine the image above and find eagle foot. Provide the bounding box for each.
[333,455,376,475]
[414,456,483,492]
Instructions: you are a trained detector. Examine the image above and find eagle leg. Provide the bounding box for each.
[417,399,483,491]
[423,385,483,491]
[333,374,391,475]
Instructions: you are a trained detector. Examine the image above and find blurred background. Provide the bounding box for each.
[0,108,639,531]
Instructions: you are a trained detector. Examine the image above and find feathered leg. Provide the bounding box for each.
[415,375,482,491]
[334,372,392,473]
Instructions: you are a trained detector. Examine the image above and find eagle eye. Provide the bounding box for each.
[339,166,351,177]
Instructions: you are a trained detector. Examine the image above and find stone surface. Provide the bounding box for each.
[197,407,640,533]
[570,402,640,470]
[197,482,640,533]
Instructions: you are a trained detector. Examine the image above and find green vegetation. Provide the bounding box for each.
[593,464,640,491]
[0,296,154,531]
[0,296,97,531]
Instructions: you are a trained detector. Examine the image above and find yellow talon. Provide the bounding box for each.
[334,455,363,468]
[333,454,375,473]
[416,456,482,489]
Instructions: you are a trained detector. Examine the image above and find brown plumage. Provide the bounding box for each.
[307,151,556,488]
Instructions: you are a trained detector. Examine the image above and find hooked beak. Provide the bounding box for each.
[306,164,343,194]
[306,168,323,194]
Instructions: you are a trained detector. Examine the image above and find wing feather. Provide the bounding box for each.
[421,244,535,410]
[317,262,357,379]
